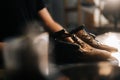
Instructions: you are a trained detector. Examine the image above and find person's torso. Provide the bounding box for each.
[0,0,45,41]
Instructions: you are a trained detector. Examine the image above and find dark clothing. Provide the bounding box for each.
[0,0,45,41]
[0,0,46,72]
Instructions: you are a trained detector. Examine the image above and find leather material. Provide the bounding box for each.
[71,25,118,52]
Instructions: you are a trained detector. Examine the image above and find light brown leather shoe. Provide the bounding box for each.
[70,25,118,52]
[71,34,114,60]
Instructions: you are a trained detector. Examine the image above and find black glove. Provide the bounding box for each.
[52,29,71,41]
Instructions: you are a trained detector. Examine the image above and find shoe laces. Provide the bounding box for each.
[82,33,93,43]
[71,34,85,48]
[88,32,103,45]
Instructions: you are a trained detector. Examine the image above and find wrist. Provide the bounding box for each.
[53,29,70,39]
[52,29,74,42]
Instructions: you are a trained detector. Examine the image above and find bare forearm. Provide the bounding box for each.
[38,8,63,32]
[38,8,74,43]
[45,20,64,32]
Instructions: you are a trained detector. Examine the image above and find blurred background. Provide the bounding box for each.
[1,0,120,80]
[45,0,120,35]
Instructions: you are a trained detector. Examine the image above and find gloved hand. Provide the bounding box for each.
[52,29,71,41]
[52,29,85,64]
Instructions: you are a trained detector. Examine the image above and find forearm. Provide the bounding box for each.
[45,20,64,32]
[47,22,74,43]
[38,8,64,32]
[38,8,74,43]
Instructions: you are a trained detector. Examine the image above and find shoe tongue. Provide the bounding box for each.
[70,24,85,34]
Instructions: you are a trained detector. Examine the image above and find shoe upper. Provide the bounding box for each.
[70,25,118,52]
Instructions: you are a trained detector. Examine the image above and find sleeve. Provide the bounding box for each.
[36,0,46,11]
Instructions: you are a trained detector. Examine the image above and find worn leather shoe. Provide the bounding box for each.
[71,34,113,60]
[70,25,118,52]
